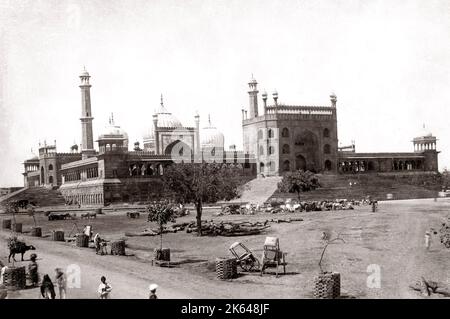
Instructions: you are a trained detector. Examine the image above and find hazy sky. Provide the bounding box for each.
[1,0,449,187]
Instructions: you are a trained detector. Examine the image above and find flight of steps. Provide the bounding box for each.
[232,176,282,205]
[270,174,439,202]
[0,186,66,208]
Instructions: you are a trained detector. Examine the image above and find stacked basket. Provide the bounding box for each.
[111,240,126,255]
[313,272,341,299]
[76,234,89,247]
[12,223,22,233]
[2,219,11,230]
[31,227,42,237]
[3,266,26,289]
[52,230,65,242]
[216,257,238,280]
[154,248,170,261]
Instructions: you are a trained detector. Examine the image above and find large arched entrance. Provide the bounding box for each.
[295,155,306,171]
[294,130,320,171]
[40,167,45,185]
[164,140,191,161]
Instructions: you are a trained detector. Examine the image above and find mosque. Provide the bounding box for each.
[21,69,439,205]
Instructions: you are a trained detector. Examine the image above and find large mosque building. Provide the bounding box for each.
[21,70,439,205]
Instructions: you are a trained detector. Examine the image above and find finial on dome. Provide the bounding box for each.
[160,94,164,106]
[208,114,211,126]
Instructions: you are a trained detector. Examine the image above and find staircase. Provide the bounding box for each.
[270,174,439,202]
[0,186,66,208]
[232,176,282,205]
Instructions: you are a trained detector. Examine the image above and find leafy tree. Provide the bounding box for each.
[147,201,177,250]
[277,170,320,200]
[162,163,240,236]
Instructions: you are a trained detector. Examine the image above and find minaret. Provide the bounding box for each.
[194,111,200,156]
[330,92,337,108]
[79,67,95,159]
[248,75,259,118]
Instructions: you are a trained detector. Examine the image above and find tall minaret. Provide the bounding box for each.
[248,75,259,118]
[79,67,95,159]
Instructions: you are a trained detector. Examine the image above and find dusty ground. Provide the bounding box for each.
[1,198,449,299]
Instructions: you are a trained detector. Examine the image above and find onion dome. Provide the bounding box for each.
[97,113,129,147]
[80,66,90,77]
[417,124,433,138]
[201,115,225,149]
[153,94,183,128]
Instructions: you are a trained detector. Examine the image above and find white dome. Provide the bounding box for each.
[418,125,433,138]
[98,115,129,145]
[153,96,183,128]
[201,116,224,148]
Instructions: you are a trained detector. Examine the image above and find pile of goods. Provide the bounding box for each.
[173,206,190,217]
[439,219,450,248]
[217,204,256,216]
[185,220,270,236]
[124,218,299,237]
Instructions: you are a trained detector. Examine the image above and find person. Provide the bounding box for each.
[98,276,112,299]
[55,268,67,299]
[28,253,39,287]
[93,233,106,255]
[0,261,7,286]
[40,274,56,299]
[149,284,158,299]
[425,231,431,250]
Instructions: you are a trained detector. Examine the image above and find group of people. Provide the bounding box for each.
[1,253,159,299]
[97,277,158,299]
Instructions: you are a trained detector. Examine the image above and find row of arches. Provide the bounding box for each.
[259,143,332,156]
[64,193,104,206]
[339,159,424,173]
[258,128,331,140]
[129,163,165,176]
[260,158,334,173]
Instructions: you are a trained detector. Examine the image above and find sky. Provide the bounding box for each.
[0,0,449,187]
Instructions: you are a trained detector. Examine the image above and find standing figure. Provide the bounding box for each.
[28,253,39,287]
[94,233,106,255]
[149,283,158,299]
[40,274,56,299]
[98,276,112,299]
[425,231,431,250]
[55,268,67,299]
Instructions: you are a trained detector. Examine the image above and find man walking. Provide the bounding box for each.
[98,276,112,299]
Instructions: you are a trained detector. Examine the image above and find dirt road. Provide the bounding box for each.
[1,198,449,299]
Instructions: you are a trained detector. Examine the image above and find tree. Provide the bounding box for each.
[318,232,345,273]
[147,201,177,250]
[277,170,320,200]
[162,163,240,236]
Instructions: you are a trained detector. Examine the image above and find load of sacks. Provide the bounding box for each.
[262,198,372,213]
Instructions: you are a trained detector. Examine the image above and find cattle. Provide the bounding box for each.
[48,213,72,221]
[81,212,96,219]
[8,241,36,262]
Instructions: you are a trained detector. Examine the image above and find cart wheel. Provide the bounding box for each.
[240,260,253,272]
[254,258,261,271]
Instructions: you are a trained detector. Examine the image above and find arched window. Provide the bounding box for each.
[259,145,264,156]
[281,128,289,138]
[268,146,275,155]
[283,160,290,171]
[48,164,53,171]
[324,160,332,171]
[324,144,331,154]
[257,130,263,140]
[323,128,330,138]
[49,176,54,184]
[259,162,265,171]
[268,161,276,171]
[268,129,274,138]
[282,144,290,154]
